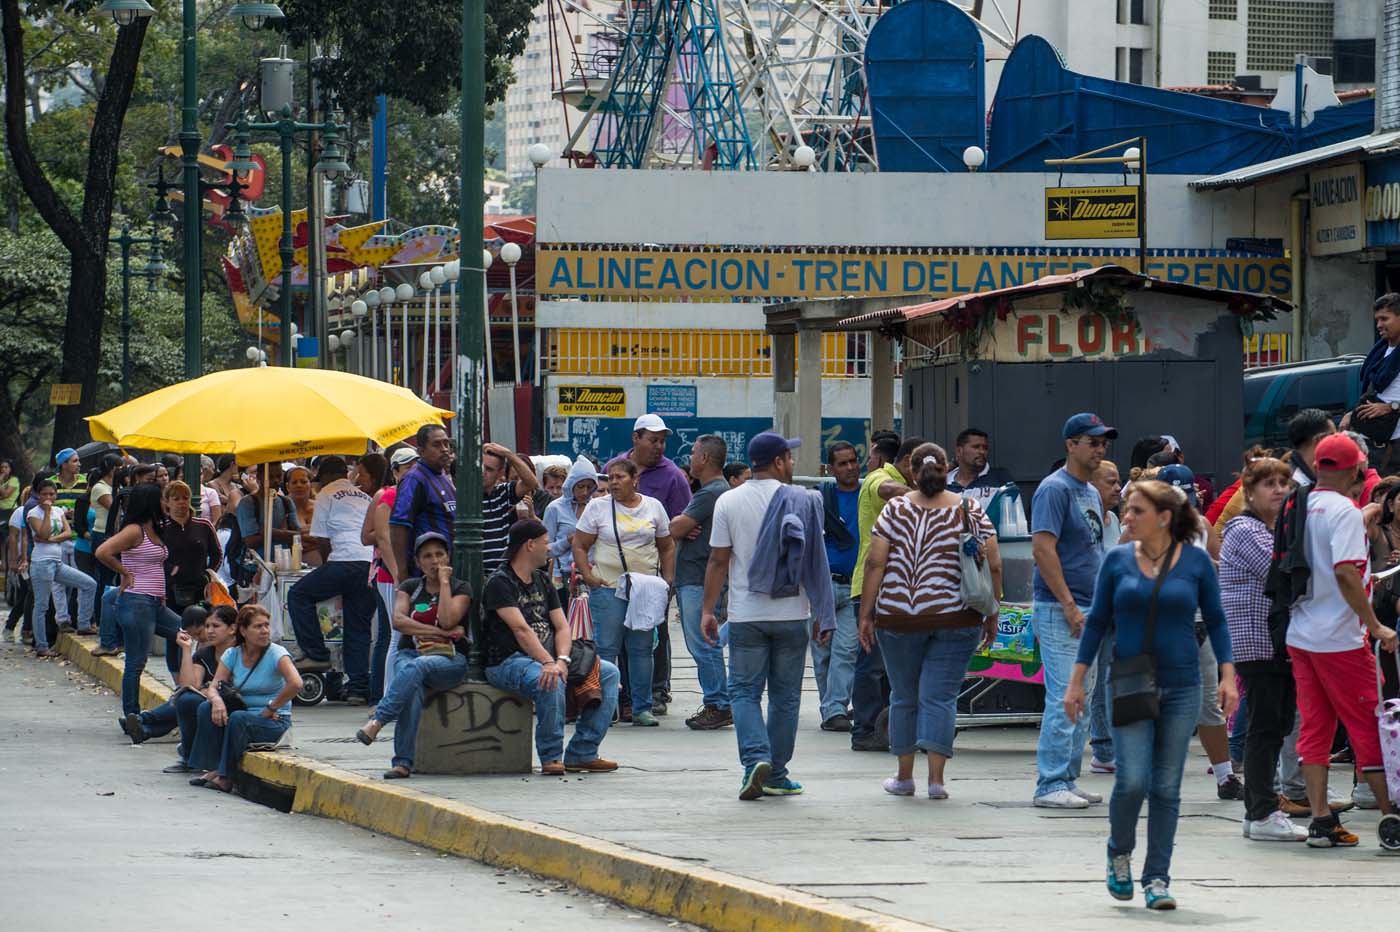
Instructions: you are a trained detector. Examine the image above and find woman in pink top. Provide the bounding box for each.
[362,448,417,696]
[97,483,183,717]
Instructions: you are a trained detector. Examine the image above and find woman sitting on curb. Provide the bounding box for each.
[189,604,302,793]
[353,532,470,780]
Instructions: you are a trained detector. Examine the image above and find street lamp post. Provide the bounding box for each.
[500,241,523,385]
[108,222,166,402]
[456,0,487,679]
[227,108,350,368]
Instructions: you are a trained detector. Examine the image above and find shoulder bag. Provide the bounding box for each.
[215,647,271,713]
[1110,542,1177,727]
[958,499,999,617]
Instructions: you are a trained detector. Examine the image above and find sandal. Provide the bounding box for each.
[355,727,377,746]
[34,649,58,659]
[382,766,411,780]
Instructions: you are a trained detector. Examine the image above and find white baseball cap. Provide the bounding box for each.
[390,447,421,469]
[633,413,670,434]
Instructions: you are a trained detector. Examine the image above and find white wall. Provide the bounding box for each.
[537,169,1252,250]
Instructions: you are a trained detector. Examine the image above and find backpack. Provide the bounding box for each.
[72,490,91,538]
[1263,484,1312,659]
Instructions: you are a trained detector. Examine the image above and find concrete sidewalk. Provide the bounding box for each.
[51,626,1400,930]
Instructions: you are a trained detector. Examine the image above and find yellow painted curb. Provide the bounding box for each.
[56,632,939,932]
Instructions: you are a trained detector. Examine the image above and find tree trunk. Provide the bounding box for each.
[0,387,32,484]
[0,0,149,459]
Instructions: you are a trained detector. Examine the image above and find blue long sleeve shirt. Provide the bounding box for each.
[1077,543,1233,688]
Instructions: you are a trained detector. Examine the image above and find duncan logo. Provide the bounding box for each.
[1044,186,1140,240]
[558,385,627,416]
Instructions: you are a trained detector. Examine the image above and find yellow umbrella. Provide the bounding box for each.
[86,367,454,462]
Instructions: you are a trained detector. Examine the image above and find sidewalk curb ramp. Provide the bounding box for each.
[56,633,940,932]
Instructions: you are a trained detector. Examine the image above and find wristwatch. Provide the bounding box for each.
[265,699,278,711]
[1390,401,1398,413]
[556,655,571,665]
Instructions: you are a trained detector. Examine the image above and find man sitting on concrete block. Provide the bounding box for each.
[353,532,469,779]
[485,519,621,776]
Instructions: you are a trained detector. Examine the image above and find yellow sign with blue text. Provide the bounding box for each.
[538,247,1286,301]
[1044,186,1141,239]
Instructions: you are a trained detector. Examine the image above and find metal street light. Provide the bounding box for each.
[379,285,395,384]
[457,0,488,677]
[227,104,349,367]
[430,265,446,396]
[364,289,381,380]
[500,241,523,385]
[109,220,166,402]
[227,0,285,30]
[98,0,154,26]
[396,281,414,388]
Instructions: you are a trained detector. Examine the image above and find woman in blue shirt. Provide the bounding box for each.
[189,604,303,792]
[1065,480,1237,911]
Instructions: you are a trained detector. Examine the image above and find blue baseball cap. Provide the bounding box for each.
[1061,412,1118,441]
[748,431,801,468]
[1156,464,1198,507]
[55,447,78,467]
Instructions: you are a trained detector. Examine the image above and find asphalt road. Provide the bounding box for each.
[0,640,691,931]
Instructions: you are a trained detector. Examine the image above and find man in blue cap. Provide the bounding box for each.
[1031,412,1115,809]
[701,430,835,801]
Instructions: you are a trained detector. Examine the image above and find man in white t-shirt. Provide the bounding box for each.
[1287,434,1400,849]
[287,456,379,703]
[702,430,817,801]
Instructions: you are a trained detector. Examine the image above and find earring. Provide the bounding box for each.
[1159,521,1167,528]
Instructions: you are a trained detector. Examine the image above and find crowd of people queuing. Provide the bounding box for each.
[6,378,1400,910]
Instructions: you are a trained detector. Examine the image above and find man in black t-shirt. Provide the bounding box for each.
[120,605,239,773]
[484,519,620,775]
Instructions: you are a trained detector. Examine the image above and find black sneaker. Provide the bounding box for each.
[652,700,668,716]
[821,714,853,733]
[1307,816,1359,848]
[685,705,733,730]
[851,734,889,752]
[1217,774,1244,800]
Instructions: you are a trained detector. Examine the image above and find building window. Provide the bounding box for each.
[1207,50,1237,84]
[1334,38,1376,83]
[1246,0,1333,73]
[1129,47,1144,85]
[1209,0,1237,20]
[1129,0,1145,25]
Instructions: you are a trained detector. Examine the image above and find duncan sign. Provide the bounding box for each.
[1044,186,1141,240]
[557,384,627,417]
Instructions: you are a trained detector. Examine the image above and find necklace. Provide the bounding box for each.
[1141,543,1168,562]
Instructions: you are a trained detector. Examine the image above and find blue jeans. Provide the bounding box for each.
[810,582,858,722]
[375,649,468,770]
[1031,601,1095,798]
[1229,689,1248,764]
[877,625,981,757]
[590,585,654,714]
[487,652,620,764]
[98,586,123,650]
[369,585,393,703]
[88,532,111,623]
[728,620,808,780]
[140,688,206,763]
[1089,633,1115,765]
[28,558,95,648]
[850,599,890,741]
[189,702,291,777]
[288,560,376,696]
[676,585,729,709]
[1108,684,1202,887]
[116,591,182,715]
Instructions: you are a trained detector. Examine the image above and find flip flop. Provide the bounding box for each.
[188,777,208,787]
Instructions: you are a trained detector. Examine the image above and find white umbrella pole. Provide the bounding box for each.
[262,462,273,578]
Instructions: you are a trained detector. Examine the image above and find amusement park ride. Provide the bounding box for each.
[545,0,1019,172]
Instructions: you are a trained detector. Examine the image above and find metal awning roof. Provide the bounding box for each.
[1190,129,1400,190]
[838,265,1288,332]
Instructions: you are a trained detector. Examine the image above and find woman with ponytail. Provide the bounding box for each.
[858,442,1002,801]
[1065,480,1237,910]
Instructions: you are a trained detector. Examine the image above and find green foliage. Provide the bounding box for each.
[272,0,535,119]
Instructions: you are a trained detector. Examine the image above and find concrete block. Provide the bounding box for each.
[414,682,533,774]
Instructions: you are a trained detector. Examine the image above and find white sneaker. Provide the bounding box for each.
[1069,785,1104,804]
[1327,787,1356,812]
[1246,811,1308,842]
[1034,789,1090,809]
[1353,782,1378,810]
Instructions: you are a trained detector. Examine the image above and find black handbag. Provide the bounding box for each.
[215,647,269,714]
[1351,392,1400,447]
[1110,542,1176,728]
[566,638,598,687]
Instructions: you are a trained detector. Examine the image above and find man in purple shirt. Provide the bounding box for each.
[604,413,692,714]
[605,414,692,519]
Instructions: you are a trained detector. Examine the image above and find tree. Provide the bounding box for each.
[274,0,535,118]
[2,0,149,459]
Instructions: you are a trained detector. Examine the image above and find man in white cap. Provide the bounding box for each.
[606,413,693,714]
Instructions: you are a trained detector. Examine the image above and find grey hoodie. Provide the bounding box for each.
[543,455,598,578]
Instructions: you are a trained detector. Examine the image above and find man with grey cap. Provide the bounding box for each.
[288,455,378,703]
[702,430,835,801]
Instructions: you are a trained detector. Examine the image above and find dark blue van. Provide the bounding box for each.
[1242,355,1363,449]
